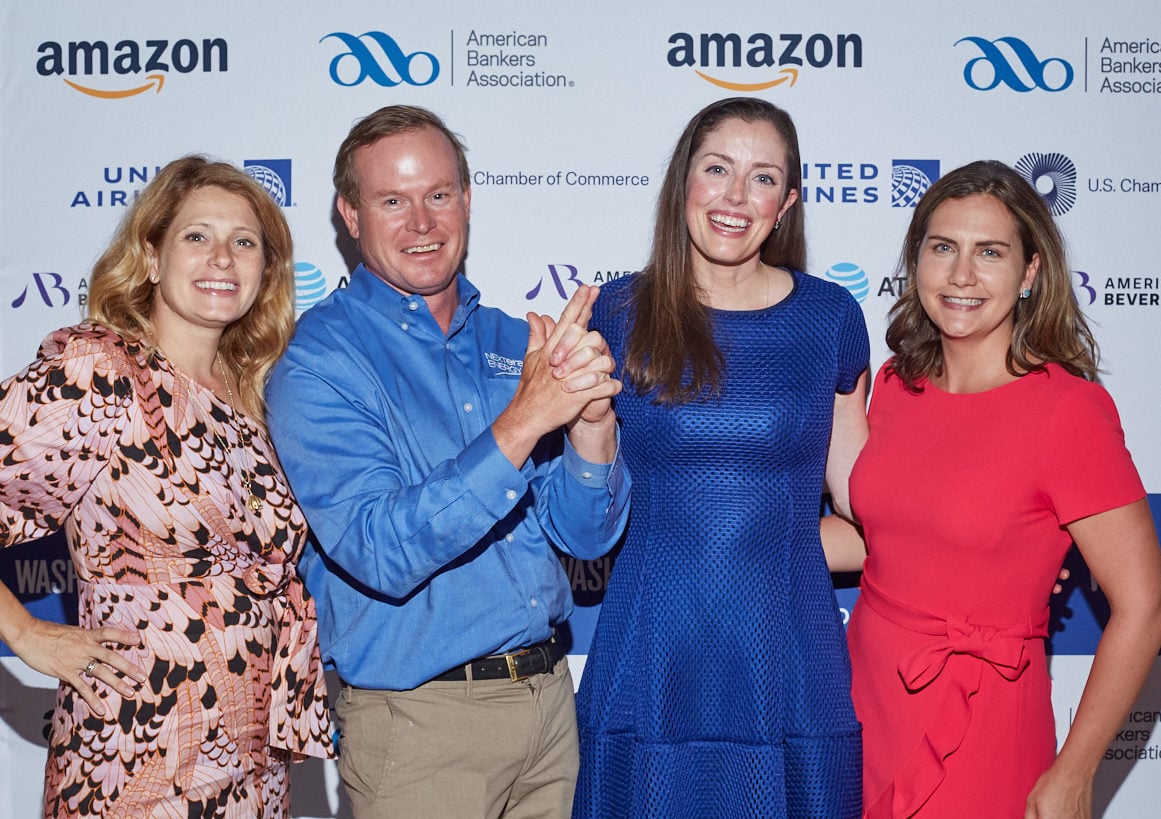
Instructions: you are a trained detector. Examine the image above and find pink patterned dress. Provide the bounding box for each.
[0,324,334,818]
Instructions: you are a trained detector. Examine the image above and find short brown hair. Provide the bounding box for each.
[333,105,470,205]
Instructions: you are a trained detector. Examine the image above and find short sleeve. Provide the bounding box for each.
[0,328,133,545]
[835,288,870,395]
[1041,381,1145,525]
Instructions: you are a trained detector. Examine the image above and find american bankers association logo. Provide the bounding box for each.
[955,36,1074,92]
[321,31,439,87]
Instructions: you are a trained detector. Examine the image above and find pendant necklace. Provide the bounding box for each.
[215,354,265,513]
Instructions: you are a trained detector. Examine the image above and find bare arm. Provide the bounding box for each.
[1025,498,1161,818]
[824,370,869,522]
[0,579,144,717]
[820,514,867,573]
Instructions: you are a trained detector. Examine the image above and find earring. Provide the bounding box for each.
[149,273,159,284]
[1019,288,1031,299]
[773,218,783,232]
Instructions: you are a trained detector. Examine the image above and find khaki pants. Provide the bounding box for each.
[335,656,579,819]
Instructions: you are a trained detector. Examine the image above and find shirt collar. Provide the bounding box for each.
[349,264,481,335]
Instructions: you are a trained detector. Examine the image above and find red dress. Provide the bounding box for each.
[848,363,1145,818]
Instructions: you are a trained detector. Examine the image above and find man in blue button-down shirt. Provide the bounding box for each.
[266,105,630,818]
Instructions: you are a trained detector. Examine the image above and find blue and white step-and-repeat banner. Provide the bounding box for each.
[2,2,1159,815]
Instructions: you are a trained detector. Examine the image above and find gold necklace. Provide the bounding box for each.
[215,354,264,513]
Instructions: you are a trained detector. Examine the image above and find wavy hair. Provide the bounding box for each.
[86,155,295,420]
[334,105,470,206]
[885,160,1098,391]
[623,97,805,404]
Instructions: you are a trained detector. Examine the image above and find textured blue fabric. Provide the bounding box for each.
[266,265,630,690]
[574,271,867,819]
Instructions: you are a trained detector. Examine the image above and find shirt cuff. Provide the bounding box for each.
[561,427,623,490]
[459,426,531,517]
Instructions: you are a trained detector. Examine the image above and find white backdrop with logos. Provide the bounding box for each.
[1,2,1159,816]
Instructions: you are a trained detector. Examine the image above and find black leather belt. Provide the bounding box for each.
[432,634,565,682]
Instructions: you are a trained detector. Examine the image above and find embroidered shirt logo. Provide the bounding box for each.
[485,352,523,376]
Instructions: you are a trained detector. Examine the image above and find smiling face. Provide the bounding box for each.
[917,193,1039,355]
[337,126,471,308]
[684,117,799,279]
[147,185,265,347]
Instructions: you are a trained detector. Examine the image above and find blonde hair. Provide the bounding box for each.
[87,155,295,419]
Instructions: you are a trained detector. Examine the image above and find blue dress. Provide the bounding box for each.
[574,272,868,819]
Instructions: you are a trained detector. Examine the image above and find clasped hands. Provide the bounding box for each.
[494,284,621,466]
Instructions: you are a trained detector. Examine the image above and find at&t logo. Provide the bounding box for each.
[955,36,1073,92]
[824,263,870,303]
[321,32,439,87]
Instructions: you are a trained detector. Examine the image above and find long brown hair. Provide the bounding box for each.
[87,155,295,419]
[886,159,1098,391]
[623,97,805,404]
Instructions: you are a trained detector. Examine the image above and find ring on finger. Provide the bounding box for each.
[83,659,97,678]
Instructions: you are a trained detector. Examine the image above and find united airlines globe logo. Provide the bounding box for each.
[294,262,327,313]
[1015,152,1076,216]
[890,160,938,208]
[243,159,292,207]
[824,262,870,303]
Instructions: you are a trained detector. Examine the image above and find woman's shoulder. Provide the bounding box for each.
[35,323,150,384]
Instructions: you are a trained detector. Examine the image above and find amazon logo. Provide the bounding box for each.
[36,38,228,98]
[667,32,863,91]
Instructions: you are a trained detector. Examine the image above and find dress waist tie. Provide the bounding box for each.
[859,573,1049,818]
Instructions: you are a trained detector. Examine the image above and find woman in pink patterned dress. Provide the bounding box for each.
[0,156,334,817]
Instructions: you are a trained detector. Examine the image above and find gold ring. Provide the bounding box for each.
[83,660,97,677]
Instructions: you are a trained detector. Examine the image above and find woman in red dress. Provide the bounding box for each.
[831,160,1161,817]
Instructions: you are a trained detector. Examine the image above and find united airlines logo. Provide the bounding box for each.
[485,352,523,376]
[244,159,292,207]
[36,37,228,98]
[1015,152,1077,216]
[891,160,940,208]
[955,36,1073,92]
[321,32,439,87]
[823,263,870,303]
[667,31,862,91]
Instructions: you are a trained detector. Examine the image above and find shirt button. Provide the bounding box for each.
[408,301,419,311]
[581,471,593,480]
[400,322,409,331]
[530,598,538,608]
[505,534,515,543]
[463,402,473,413]
[505,489,517,500]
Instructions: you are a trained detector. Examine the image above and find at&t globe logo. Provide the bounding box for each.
[824,262,870,303]
[295,263,328,313]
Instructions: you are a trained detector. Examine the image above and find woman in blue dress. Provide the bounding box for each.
[573,97,869,818]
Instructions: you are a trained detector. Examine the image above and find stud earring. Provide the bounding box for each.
[1019,288,1031,299]
[149,273,160,284]
[773,218,783,232]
